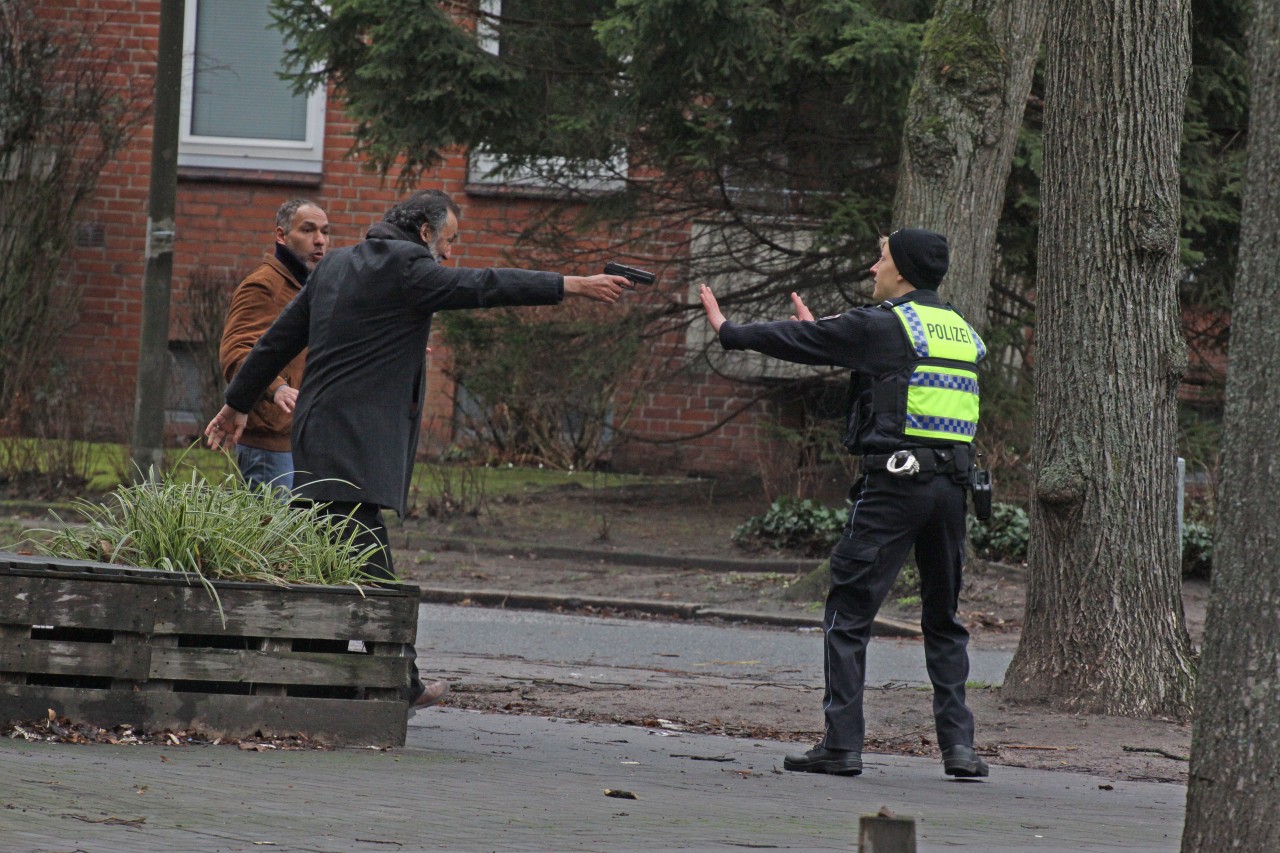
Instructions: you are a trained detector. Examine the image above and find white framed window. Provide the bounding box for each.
[467,0,625,193]
[179,0,326,173]
[466,148,627,194]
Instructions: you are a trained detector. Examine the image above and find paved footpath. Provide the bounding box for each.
[1,707,1184,852]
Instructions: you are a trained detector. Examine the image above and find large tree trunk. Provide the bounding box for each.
[1001,0,1196,716]
[1182,0,1280,846]
[892,0,1047,330]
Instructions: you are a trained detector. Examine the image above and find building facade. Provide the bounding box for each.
[43,0,813,478]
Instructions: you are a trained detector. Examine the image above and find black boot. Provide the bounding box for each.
[941,745,989,778]
[783,745,863,776]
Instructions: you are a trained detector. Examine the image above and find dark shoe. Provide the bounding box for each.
[942,745,989,778]
[783,745,863,776]
[408,679,449,715]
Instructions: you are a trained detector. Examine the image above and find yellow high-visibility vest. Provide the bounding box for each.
[889,302,984,443]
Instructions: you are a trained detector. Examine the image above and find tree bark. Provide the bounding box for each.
[1182,0,1280,846]
[1001,0,1196,716]
[892,0,1048,330]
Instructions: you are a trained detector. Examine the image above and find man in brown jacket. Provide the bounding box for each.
[219,199,330,491]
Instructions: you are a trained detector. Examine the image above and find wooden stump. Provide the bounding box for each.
[859,812,917,852]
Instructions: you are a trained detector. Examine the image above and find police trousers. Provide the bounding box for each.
[819,469,974,753]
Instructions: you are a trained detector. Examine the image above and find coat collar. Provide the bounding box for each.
[881,288,946,310]
[365,220,428,248]
[273,242,309,285]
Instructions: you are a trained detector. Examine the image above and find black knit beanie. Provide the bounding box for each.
[888,228,949,290]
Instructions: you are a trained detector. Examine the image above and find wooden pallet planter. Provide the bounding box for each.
[0,552,420,747]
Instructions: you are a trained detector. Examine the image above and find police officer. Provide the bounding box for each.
[698,228,989,779]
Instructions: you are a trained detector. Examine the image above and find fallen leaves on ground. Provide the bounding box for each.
[2,711,331,751]
[604,789,637,799]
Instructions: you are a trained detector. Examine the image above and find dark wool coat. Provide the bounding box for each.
[225,222,562,514]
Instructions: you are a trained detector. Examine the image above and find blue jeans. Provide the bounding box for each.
[236,445,293,494]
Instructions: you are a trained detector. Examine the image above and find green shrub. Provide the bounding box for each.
[1181,520,1213,579]
[441,309,643,470]
[967,503,1213,576]
[967,502,1029,564]
[732,496,847,556]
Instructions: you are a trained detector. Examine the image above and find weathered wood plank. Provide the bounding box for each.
[0,575,158,633]
[362,641,409,700]
[154,584,418,642]
[2,554,139,576]
[111,630,151,691]
[0,559,419,644]
[149,647,409,688]
[140,635,178,693]
[0,639,150,680]
[252,637,292,696]
[0,625,29,684]
[2,554,253,584]
[0,684,408,746]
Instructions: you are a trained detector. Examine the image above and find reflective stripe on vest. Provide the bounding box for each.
[892,303,983,443]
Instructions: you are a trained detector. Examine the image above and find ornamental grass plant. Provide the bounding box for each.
[26,470,386,590]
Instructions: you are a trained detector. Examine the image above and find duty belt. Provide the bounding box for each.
[862,446,970,478]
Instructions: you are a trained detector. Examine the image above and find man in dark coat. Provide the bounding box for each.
[205,189,627,709]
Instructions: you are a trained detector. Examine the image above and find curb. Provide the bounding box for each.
[399,533,820,574]
[416,586,923,638]
[0,501,80,519]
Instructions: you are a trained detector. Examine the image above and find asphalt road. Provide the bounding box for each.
[0,704,1184,853]
[416,603,1014,690]
[0,605,1183,852]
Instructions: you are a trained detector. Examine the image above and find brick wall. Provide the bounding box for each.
[41,1,159,431]
[43,0,786,476]
[613,373,783,476]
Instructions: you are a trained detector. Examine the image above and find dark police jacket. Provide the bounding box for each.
[225,222,562,515]
[717,289,978,456]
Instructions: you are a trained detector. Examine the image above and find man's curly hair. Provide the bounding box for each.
[383,189,461,245]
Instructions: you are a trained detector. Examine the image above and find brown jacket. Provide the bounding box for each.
[219,253,306,452]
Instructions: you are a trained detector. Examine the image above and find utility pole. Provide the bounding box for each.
[130,1,185,480]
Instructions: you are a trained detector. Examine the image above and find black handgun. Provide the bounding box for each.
[604,261,656,288]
